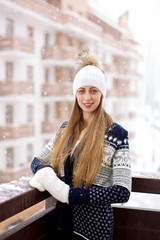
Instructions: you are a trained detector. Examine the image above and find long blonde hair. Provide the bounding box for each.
[51,50,113,187]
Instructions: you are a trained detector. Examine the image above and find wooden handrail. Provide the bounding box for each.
[0,173,160,240]
[132,176,160,194]
[1,173,160,221]
[0,176,52,222]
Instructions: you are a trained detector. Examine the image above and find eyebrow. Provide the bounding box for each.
[79,87,98,89]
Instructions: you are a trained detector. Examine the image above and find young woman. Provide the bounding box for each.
[29,50,132,240]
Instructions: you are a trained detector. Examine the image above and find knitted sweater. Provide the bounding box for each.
[30,122,131,240]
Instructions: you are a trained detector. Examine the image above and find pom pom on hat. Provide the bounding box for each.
[73,65,107,98]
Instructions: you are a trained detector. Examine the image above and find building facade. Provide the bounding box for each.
[0,0,141,183]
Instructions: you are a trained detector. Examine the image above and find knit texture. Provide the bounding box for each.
[73,65,107,97]
[30,122,131,240]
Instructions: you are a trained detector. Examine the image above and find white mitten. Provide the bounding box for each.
[29,171,46,192]
[29,167,69,203]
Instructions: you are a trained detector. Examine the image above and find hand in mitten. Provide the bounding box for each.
[29,167,69,203]
[29,169,46,192]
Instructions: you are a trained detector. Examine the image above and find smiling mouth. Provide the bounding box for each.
[84,103,93,107]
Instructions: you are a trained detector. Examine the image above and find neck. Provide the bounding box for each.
[83,112,94,126]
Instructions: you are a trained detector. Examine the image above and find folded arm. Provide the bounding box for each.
[29,163,130,205]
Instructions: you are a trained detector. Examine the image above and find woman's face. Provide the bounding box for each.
[76,86,102,115]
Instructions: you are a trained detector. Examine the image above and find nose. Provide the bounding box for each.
[84,91,92,100]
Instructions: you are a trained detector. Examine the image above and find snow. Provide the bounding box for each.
[113,192,160,211]
[0,176,32,202]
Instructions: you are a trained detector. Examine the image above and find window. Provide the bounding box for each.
[27,65,33,81]
[6,105,13,124]
[6,148,14,168]
[27,144,33,162]
[6,62,13,80]
[44,33,50,47]
[27,104,34,122]
[6,18,14,36]
[44,104,49,121]
[44,68,50,84]
[27,26,34,39]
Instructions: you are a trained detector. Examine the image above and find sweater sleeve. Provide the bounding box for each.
[30,121,68,174]
[111,124,132,192]
[69,184,130,205]
[69,123,131,206]
[30,137,55,174]
[30,157,53,174]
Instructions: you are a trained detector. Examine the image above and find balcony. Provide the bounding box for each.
[10,0,102,40]
[62,13,102,40]
[41,46,76,64]
[0,81,34,96]
[0,173,160,240]
[11,0,61,22]
[0,36,34,54]
[41,82,72,96]
[0,124,34,140]
[41,119,64,133]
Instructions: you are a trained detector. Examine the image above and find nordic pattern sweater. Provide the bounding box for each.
[30,122,131,240]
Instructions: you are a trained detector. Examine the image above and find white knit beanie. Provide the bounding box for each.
[73,65,106,98]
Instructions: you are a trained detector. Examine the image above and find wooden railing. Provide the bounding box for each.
[0,173,160,240]
[113,173,160,240]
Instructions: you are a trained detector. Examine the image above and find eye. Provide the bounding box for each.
[90,89,98,93]
[77,88,85,94]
